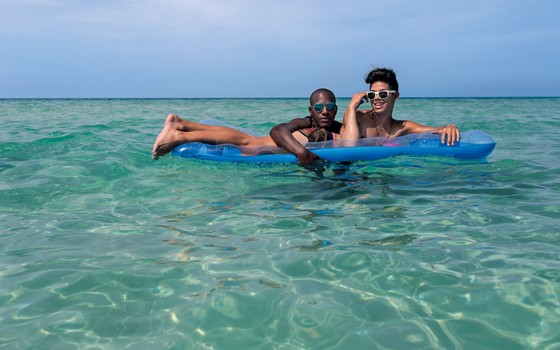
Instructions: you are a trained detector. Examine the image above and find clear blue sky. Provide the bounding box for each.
[1,0,559,98]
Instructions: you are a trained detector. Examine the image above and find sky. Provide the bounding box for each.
[1,0,559,98]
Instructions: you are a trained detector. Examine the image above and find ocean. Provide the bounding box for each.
[1,97,559,349]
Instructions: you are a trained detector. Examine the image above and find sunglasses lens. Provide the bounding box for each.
[368,91,392,99]
[313,103,336,112]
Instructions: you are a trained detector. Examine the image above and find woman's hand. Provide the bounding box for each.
[432,124,460,145]
[349,92,368,110]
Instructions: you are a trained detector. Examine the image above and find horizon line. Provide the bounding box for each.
[1,96,559,100]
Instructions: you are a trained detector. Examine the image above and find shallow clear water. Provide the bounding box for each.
[1,98,559,349]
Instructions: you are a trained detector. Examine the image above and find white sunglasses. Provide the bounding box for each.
[366,90,396,100]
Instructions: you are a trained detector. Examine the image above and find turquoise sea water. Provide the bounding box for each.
[1,97,559,349]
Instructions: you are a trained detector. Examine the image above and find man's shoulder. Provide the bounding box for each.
[288,115,312,123]
[329,120,343,132]
[278,116,311,128]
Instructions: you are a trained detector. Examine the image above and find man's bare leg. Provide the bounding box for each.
[152,114,191,159]
[152,114,275,159]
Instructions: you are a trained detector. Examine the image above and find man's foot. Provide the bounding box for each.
[152,114,184,159]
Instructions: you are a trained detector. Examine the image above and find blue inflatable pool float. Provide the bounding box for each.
[171,130,496,163]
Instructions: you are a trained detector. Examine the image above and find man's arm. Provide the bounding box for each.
[270,117,317,165]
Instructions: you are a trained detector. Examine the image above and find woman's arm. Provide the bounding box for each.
[404,121,461,145]
[339,92,367,140]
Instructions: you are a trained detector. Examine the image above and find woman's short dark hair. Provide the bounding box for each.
[365,68,399,92]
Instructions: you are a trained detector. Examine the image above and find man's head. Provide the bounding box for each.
[309,88,337,128]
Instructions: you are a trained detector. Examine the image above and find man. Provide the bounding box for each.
[270,87,359,164]
[341,67,460,145]
[152,88,347,164]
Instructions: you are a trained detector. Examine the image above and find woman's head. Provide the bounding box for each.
[365,67,399,92]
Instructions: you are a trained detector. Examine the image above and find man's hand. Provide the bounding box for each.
[296,150,320,165]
